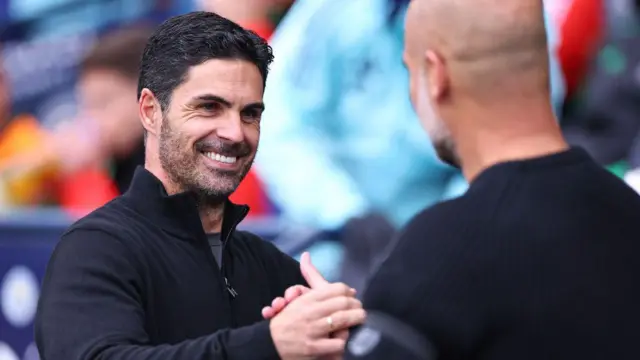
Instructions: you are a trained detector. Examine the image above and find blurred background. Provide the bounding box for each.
[1,0,640,357]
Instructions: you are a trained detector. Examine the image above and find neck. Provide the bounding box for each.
[145,156,225,234]
[452,96,569,182]
[198,201,225,234]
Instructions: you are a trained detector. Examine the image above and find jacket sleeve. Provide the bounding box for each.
[35,229,279,360]
[254,0,368,231]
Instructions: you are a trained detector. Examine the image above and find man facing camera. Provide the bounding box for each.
[35,12,364,360]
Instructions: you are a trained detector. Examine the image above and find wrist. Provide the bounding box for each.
[227,320,279,359]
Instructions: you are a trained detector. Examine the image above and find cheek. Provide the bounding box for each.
[244,123,260,150]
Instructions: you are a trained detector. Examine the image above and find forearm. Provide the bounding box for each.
[82,322,278,360]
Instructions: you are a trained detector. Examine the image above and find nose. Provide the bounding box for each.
[215,113,245,143]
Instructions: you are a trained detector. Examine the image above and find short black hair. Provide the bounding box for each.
[137,11,274,111]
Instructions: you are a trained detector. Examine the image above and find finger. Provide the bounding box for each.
[332,329,349,341]
[284,285,310,302]
[271,297,287,313]
[312,308,367,337]
[321,330,350,360]
[261,306,276,319]
[303,338,347,357]
[301,252,330,289]
[309,296,362,322]
[305,282,357,302]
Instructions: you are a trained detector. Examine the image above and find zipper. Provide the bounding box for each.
[225,277,238,298]
[219,206,248,300]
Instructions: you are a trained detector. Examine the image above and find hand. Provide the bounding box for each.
[299,254,351,360]
[264,253,353,359]
[262,284,310,319]
[269,282,365,359]
[262,252,360,319]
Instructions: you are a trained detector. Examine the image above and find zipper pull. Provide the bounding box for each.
[224,277,238,298]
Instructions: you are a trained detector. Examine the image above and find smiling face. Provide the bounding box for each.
[148,59,264,202]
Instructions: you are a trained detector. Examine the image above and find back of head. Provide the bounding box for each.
[404,0,564,177]
[137,11,273,111]
[405,0,550,101]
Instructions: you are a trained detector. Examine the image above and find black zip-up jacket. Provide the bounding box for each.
[35,167,306,360]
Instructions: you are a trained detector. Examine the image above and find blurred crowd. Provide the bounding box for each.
[1,0,640,279]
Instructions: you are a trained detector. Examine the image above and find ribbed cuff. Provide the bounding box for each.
[227,320,279,360]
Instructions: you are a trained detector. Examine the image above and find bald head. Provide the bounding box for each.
[405,0,550,97]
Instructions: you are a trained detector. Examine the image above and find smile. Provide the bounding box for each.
[203,151,237,164]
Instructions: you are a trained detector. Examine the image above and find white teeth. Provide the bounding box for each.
[204,152,237,164]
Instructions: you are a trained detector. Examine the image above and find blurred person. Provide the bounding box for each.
[0,26,154,213]
[0,44,57,207]
[562,0,640,173]
[70,25,151,193]
[255,0,566,289]
[35,12,364,360]
[200,0,293,39]
[346,0,640,358]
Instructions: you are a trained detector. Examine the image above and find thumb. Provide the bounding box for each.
[300,252,329,288]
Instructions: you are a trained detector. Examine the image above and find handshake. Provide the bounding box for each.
[265,253,366,360]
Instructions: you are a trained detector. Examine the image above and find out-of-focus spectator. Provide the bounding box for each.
[258,0,464,232]
[200,0,293,39]
[0,44,57,207]
[256,0,565,286]
[0,26,154,213]
[70,26,150,192]
[562,0,640,173]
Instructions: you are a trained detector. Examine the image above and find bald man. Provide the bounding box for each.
[347,0,640,359]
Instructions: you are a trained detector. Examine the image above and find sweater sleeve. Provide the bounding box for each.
[35,229,279,360]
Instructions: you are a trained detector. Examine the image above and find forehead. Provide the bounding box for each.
[79,69,135,99]
[80,69,132,87]
[173,59,264,103]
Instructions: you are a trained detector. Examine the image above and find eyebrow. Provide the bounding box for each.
[193,94,265,112]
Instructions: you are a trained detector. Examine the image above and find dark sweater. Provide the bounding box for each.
[361,148,640,359]
[35,167,306,360]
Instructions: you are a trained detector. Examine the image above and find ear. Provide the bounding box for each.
[424,49,449,102]
[139,88,162,139]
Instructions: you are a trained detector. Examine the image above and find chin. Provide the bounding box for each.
[434,141,461,169]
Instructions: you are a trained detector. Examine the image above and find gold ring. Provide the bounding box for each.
[326,316,334,330]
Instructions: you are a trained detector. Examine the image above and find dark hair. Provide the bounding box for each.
[81,25,154,80]
[137,11,274,111]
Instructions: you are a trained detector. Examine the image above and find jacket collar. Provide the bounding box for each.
[123,167,249,242]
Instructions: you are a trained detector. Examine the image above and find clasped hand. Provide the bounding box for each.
[267,253,365,359]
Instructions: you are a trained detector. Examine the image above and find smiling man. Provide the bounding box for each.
[35,12,365,360]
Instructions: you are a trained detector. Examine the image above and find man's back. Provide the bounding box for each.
[363,148,640,359]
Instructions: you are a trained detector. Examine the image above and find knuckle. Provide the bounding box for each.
[350,298,363,309]
[336,282,350,293]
